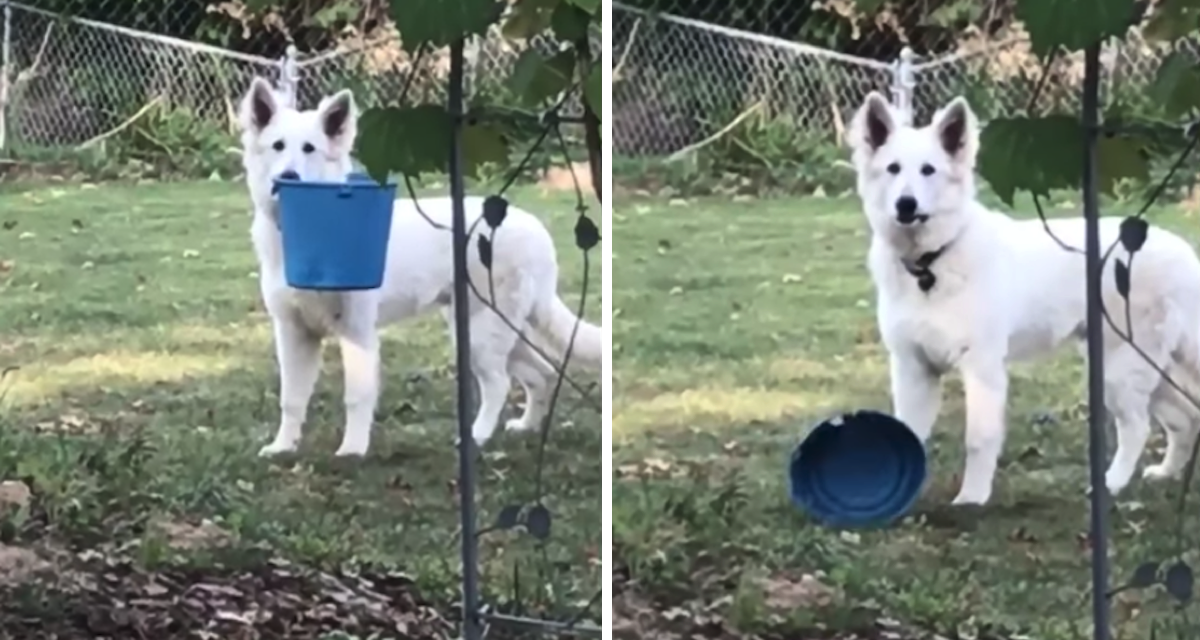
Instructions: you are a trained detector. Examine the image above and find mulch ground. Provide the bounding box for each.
[0,556,456,639]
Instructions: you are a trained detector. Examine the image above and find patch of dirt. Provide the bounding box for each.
[761,573,841,610]
[0,481,31,510]
[0,545,52,586]
[0,557,456,639]
[1185,177,1200,212]
[539,162,594,195]
[613,572,952,640]
[0,159,78,184]
[152,518,234,551]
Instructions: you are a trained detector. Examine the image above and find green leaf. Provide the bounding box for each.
[462,122,509,175]
[390,0,504,53]
[575,213,600,250]
[1150,52,1200,118]
[508,49,575,107]
[356,105,453,181]
[565,0,600,15]
[526,504,552,539]
[584,60,602,120]
[978,116,1083,205]
[1014,0,1136,57]
[502,0,559,39]
[979,115,1152,205]
[1114,257,1131,298]
[551,0,592,41]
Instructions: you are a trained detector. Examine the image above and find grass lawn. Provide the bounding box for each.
[612,192,1200,639]
[0,179,602,637]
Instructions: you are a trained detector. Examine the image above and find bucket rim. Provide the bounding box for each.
[273,171,398,190]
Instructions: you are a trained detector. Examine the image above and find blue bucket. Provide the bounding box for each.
[273,172,397,290]
[788,410,927,528]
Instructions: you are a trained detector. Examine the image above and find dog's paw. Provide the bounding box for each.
[452,436,483,457]
[1142,464,1178,481]
[1105,469,1132,496]
[258,440,298,457]
[472,422,499,446]
[950,489,991,506]
[505,418,535,433]
[333,442,369,458]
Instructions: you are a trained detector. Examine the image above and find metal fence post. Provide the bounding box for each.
[890,46,915,126]
[1,0,11,152]
[278,44,299,109]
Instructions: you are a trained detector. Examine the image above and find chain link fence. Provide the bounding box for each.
[612,1,1198,158]
[612,4,892,156]
[1,1,584,152]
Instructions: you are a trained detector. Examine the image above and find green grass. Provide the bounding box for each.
[0,180,602,624]
[612,192,1200,639]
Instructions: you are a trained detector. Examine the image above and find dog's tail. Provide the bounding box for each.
[531,294,604,370]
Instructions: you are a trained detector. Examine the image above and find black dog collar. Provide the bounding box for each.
[900,244,950,292]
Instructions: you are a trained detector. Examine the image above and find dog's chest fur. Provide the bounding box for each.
[282,289,346,335]
[882,286,973,373]
[871,244,980,373]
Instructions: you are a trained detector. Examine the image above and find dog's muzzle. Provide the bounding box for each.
[894,196,929,225]
[270,170,301,196]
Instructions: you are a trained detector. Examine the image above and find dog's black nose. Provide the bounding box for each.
[895,196,919,223]
[278,170,300,181]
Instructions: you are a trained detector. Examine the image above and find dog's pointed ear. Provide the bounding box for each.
[239,77,279,133]
[932,96,978,160]
[317,89,358,150]
[851,91,896,153]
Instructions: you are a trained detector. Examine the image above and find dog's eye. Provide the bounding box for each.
[920,164,936,176]
[886,162,901,174]
[302,142,315,154]
[272,140,285,152]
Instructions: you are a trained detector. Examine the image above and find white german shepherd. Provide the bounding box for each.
[237,77,602,457]
[849,91,1200,505]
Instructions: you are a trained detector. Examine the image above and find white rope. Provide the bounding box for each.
[8,2,279,67]
[910,35,1028,71]
[294,39,392,68]
[612,2,893,71]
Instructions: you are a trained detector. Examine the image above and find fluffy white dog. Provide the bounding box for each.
[849,91,1200,505]
[237,77,602,457]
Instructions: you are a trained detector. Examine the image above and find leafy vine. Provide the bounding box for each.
[954,0,1200,634]
[350,0,604,633]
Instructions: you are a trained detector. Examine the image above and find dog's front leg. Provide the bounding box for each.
[953,354,1009,505]
[334,311,381,457]
[889,351,942,442]
[261,315,323,456]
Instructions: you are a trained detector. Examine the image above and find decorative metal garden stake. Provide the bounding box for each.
[448,36,483,640]
[1081,41,1112,640]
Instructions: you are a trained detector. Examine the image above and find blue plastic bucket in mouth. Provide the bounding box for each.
[273,172,397,291]
[788,410,927,528]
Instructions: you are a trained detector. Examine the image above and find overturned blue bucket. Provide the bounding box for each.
[788,410,927,528]
[273,172,397,290]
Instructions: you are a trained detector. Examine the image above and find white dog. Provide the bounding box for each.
[237,77,602,457]
[849,91,1200,505]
